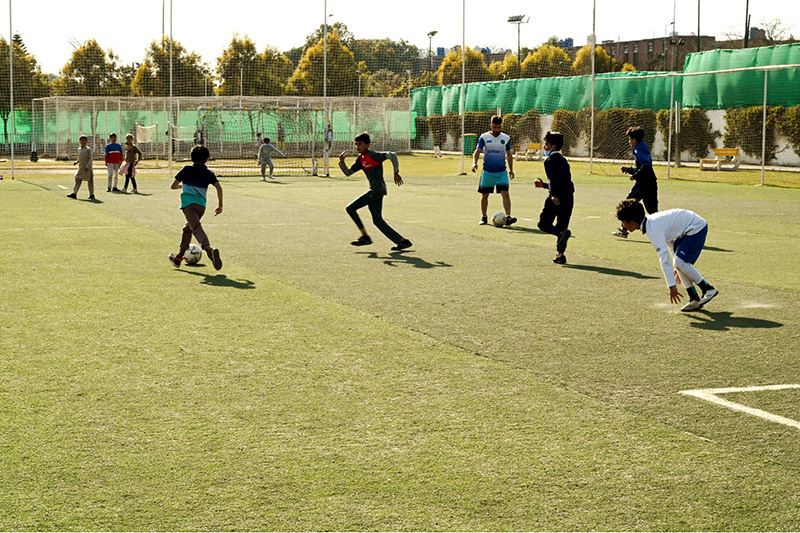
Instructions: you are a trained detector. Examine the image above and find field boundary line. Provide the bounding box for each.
[679,384,800,430]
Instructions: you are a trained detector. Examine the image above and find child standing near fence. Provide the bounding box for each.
[121,134,143,194]
[104,133,123,192]
[613,126,658,238]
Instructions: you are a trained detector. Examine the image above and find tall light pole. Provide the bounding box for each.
[507,15,529,66]
[238,63,243,107]
[323,5,332,176]
[427,30,438,71]
[743,0,750,48]
[9,0,15,179]
[697,0,701,53]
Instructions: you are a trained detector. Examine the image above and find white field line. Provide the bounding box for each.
[679,384,800,430]
[57,185,69,189]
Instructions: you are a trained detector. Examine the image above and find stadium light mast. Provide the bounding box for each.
[697,0,701,53]
[743,0,750,48]
[507,15,529,66]
[427,30,438,71]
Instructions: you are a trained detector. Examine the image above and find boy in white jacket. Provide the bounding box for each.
[616,198,719,312]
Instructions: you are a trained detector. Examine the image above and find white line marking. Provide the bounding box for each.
[679,384,800,430]
[586,216,601,219]
[58,185,69,189]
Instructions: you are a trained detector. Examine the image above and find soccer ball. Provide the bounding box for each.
[184,244,203,265]
[492,212,507,227]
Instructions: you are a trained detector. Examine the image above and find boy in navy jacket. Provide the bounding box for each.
[613,126,658,238]
[535,131,574,264]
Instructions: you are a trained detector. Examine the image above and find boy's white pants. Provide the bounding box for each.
[107,163,120,189]
[674,255,703,289]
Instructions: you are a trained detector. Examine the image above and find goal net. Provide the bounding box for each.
[196,106,323,178]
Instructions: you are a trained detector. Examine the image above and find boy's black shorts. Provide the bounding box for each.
[478,184,509,194]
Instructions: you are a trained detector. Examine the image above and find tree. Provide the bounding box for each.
[286,31,358,96]
[521,44,573,78]
[131,37,206,97]
[367,69,404,97]
[0,38,50,143]
[437,47,489,86]
[488,53,520,80]
[216,35,294,97]
[572,45,618,75]
[621,63,636,72]
[52,39,129,96]
[350,38,419,75]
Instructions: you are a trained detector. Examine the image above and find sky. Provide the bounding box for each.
[1,0,797,75]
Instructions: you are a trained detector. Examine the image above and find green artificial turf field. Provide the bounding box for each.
[1,155,798,530]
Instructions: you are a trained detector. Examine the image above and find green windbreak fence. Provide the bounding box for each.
[412,43,800,117]
[681,43,800,109]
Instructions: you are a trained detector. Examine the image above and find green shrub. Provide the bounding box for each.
[413,116,429,149]
[552,109,579,155]
[428,115,447,148]
[723,106,783,161]
[593,108,657,159]
[656,108,719,159]
[515,109,541,146]
[779,105,800,157]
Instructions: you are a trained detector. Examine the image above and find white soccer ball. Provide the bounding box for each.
[184,244,203,265]
[492,212,507,227]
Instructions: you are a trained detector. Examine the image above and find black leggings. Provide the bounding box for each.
[124,167,137,190]
[346,189,403,244]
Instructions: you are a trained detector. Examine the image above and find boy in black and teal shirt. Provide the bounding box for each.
[168,145,224,270]
[613,126,659,238]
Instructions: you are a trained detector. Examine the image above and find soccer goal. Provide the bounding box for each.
[196,106,324,178]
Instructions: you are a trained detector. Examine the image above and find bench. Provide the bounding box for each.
[514,142,543,161]
[700,148,741,171]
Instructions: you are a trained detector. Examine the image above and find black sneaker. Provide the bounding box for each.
[479,216,488,225]
[168,253,183,267]
[112,187,121,192]
[505,216,517,226]
[107,188,111,192]
[557,228,571,250]
[66,193,77,199]
[89,195,97,201]
[207,248,222,270]
[553,254,567,265]
[391,239,413,251]
[351,235,372,246]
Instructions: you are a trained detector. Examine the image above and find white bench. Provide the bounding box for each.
[700,148,741,171]
[514,142,543,161]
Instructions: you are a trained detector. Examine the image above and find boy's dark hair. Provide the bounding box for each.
[491,115,502,125]
[626,126,645,143]
[79,135,88,141]
[191,144,211,164]
[264,137,270,144]
[616,198,646,222]
[109,133,117,138]
[257,132,262,136]
[354,132,371,145]
[544,131,564,150]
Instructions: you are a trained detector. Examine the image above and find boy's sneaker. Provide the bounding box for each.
[391,239,413,251]
[350,235,372,246]
[612,228,628,238]
[553,254,567,265]
[479,216,488,225]
[121,189,127,194]
[107,188,111,192]
[132,189,139,194]
[112,187,121,192]
[260,177,267,182]
[89,195,97,201]
[66,193,77,199]
[699,288,719,306]
[168,253,183,267]
[206,248,222,270]
[505,216,517,226]
[681,299,703,312]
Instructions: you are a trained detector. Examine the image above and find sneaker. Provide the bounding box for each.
[681,299,703,312]
[699,288,719,306]
[168,253,183,267]
[260,177,267,182]
[553,254,567,264]
[557,228,572,250]
[350,235,372,246]
[121,189,127,194]
[391,239,413,251]
[269,175,275,179]
[132,189,139,194]
[107,188,111,192]
[612,228,628,238]
[205,248,222,270]
[66,193,77,199]
[112,187,121,192]
[505,216,517,226]
[479,216,488,225]
[89,195,96,201]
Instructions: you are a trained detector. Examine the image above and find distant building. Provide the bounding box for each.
[559,38,574,49]
[600,35,717,71]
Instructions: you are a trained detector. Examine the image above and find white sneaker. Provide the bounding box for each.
[681,300,703,312]
[260,177,267,182]
[699,288,719,306]
[612,228,628,238]
[132,189,139,194]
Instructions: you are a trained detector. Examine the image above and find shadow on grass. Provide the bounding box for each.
[357,250,453,269]
[617,239,732,253]
[79,197,104,204]
[564,263,659,279]
[688,310,783,331]
[500,225,547,235]
[179,268,256,289]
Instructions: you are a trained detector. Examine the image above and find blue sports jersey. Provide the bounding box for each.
[633,141,652,166]
[477,131,511,172]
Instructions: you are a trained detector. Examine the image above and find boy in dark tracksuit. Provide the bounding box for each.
[535,131,574,264]
[613,126,658,238]
[338,132,413,251]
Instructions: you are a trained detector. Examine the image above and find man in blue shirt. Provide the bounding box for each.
[471,115,516,226]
